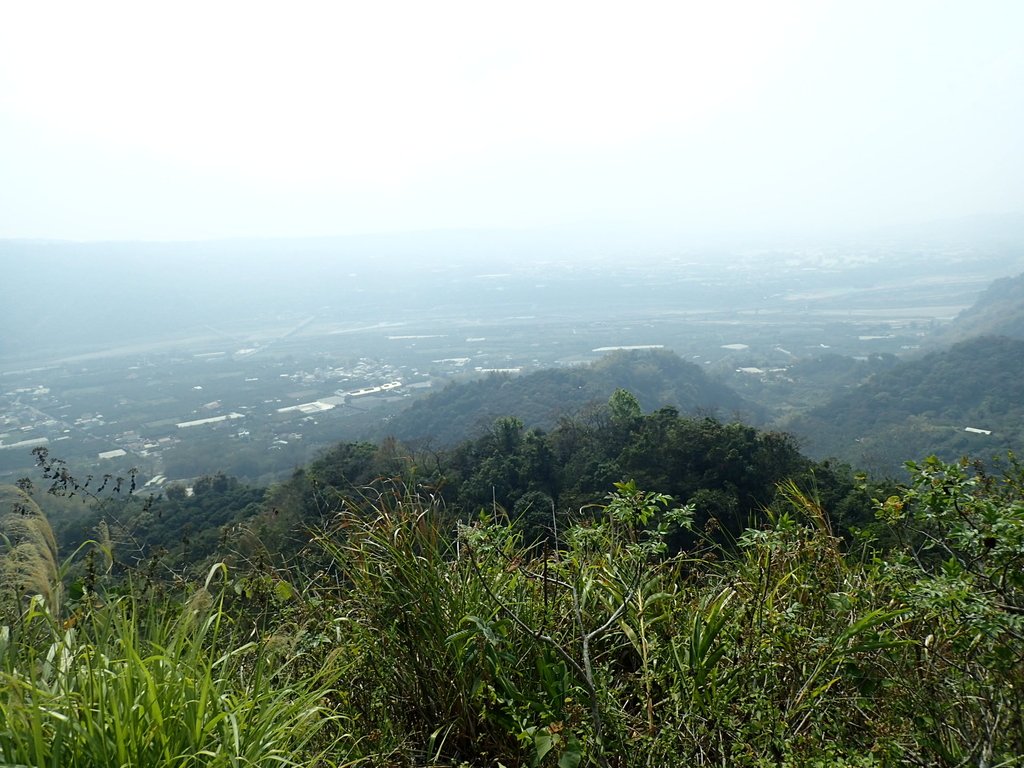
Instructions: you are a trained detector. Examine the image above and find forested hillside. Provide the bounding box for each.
[941,271,1024,342]
[726,351,899,420]
[378,349,756,446]
[44,392,867,574]
[783,335,1024,473]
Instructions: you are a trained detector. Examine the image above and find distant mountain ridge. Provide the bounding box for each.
[379,349,756,446]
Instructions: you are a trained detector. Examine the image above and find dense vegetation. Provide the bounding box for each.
[783,336,1024,475]
[44,392,866,573]
[3,446,1023,766]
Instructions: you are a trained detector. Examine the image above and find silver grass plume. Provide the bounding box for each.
[0,484,61,615]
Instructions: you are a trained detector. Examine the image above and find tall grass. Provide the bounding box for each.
[0,566,345,768]
[1,485,61,617]
[313,487,551,763]
[314,476,1021,766]
[5,466,1022,766]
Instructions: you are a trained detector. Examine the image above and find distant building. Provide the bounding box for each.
[176,413,244,428]
[592,345,665,352]
[0,437,49,451]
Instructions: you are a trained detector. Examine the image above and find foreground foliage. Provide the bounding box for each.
[0,565,345,767]
[2,454,1023,766]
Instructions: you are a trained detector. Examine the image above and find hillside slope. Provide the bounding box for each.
[379,349,757,446]
[782,335,1024,473]
[942,272,1024,342]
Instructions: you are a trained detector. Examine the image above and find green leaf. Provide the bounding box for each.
[273,580,294,602]
[558,736,583,768]
[533,729,554,766]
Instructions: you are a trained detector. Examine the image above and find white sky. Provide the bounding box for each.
[1,0,1022,242]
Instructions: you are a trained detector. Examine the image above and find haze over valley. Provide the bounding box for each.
[5,5,1024,766]
[3,231,1022,485]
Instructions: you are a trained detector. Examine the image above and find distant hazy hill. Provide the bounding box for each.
[381,349,756,446]
[783,336,1024,474]
[942,272,1024,342]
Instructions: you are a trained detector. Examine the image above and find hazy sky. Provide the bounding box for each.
[1,1,1022,242]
